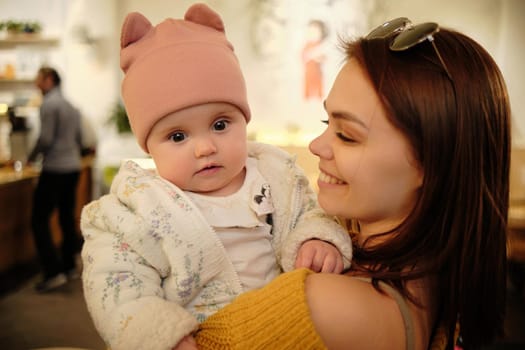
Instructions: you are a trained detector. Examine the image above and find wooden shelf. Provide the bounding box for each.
[0,78,34,84]
[0,35,60,89]
[0,36,59,47]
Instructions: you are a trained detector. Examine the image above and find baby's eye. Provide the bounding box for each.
[213,119,229,131]
[169,132,186,143]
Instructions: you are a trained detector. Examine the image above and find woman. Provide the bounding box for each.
[193,18,510,350]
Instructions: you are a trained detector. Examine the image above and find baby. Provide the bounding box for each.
[80,3,352,350]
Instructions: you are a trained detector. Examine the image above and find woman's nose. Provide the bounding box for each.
[309,130,332,160]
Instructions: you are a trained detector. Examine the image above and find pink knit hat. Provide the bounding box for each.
[120,3,251,152]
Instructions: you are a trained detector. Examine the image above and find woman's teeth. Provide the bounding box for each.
[319,171,345,184]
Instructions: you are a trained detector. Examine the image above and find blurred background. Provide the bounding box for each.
[0,1,524,349]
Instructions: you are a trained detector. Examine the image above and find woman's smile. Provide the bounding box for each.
[318,170,346,185]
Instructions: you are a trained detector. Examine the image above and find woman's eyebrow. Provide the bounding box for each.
[323,100,369,130]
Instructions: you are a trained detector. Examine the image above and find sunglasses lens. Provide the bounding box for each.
[390,22,439,51]
[366,17,410,39]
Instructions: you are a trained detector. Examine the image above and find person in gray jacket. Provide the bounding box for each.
[28,66,83,293]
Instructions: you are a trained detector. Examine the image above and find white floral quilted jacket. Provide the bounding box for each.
[81,142,352,350]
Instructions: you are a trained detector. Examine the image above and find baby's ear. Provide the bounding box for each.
[120,12,153,48]
[184,3,225,33]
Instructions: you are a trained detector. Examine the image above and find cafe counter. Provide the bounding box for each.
[0,156,93,273]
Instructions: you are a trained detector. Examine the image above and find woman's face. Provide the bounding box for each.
[309,59,423,236]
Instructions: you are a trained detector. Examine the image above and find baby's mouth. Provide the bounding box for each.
[196,164,221,174]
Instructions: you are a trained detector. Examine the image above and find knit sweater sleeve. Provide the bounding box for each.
[195,268,327,350]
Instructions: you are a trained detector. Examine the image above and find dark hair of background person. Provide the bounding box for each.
[343,28,510,349]
[38,66,61,86]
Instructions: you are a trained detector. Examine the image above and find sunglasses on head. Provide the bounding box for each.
[366,17,452,81]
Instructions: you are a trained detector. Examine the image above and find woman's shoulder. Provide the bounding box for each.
[305,272,407,350]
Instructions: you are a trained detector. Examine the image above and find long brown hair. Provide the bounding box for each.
[344,28,510,349]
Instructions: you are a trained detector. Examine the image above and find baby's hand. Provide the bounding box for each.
[295,239,344,273]
[172,335,198,350]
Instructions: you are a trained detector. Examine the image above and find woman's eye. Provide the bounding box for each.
[321,119,329,125]
[169,132,186,143]
[213,119,229,131]
[336,132,356,143]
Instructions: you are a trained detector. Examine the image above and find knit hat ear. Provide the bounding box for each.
[120,3,251,153]
[184,3,225,33]
[120,12,153,72]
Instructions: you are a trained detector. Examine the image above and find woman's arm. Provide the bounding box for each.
[306,272,406,350]
[196,269,411,350]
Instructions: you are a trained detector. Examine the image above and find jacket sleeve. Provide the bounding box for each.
[28,102,56,162]
[279,167,353,272]
[81,194,198,350]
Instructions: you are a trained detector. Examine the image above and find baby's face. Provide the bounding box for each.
[146,102,248,196]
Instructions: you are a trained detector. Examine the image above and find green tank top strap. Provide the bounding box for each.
[353,277,415,350]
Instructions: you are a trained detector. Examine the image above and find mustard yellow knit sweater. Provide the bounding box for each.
[195,268,327,350]
[195,268,454,350]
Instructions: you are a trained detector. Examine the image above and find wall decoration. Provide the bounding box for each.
[245,0,376,145]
